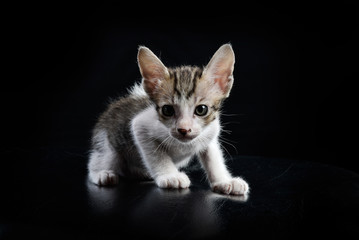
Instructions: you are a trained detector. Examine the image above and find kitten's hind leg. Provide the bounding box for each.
[88,130,120,186]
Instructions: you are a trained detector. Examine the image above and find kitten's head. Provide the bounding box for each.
[137,44,235,143]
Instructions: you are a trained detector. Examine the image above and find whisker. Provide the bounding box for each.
[221,129,232,134]
[154,135,171,153]
[221,121,242,125]
[219,135,237,144]
[219,141,231,157]
[218,136,238,155]
[220,113,240,117]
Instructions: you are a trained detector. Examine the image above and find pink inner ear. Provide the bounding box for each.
[142,64,164,81]
[213,68,232,93]
[204,44,235,96]
[214,77,227,91]
[143,78,160,94]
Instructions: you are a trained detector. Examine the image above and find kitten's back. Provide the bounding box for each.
[94,84,151,147]
[90,85,152,178]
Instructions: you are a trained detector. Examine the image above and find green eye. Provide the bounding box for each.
[195,105,208,116]
[162,105,175,117]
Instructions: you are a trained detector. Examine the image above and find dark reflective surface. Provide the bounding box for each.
[86,177,248,239]
[1,149,359,239]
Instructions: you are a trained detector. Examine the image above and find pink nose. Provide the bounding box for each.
[177,128,191,136]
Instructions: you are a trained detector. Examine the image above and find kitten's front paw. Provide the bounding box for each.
[89,170,119,186]
[212,177,249,195]
[155,172,191,189]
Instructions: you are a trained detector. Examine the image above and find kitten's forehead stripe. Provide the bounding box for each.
[172,70,181,97]
[168,66,203,100]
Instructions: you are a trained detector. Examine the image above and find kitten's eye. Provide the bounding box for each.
[162,105,175,117]
[194,105,208,116]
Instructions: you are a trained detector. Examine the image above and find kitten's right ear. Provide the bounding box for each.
[137,46,169,98]
[203,44,235,98]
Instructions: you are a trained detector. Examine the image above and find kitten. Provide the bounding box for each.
[88,44,249,195]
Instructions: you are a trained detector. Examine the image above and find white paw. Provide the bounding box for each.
[155,172,191,189]
[212,177,249,195]
[89,170,119,186]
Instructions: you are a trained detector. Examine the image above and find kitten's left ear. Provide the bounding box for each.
[204,44,235,98]
[137,46,169,99]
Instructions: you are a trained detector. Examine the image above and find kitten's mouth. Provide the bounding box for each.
[172,133,197,143]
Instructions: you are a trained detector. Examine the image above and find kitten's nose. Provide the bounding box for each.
[177,128,191,136]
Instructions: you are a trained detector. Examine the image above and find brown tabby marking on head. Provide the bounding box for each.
[168,66,203,100]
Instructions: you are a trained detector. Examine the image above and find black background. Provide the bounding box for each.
[2,2,358,173]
